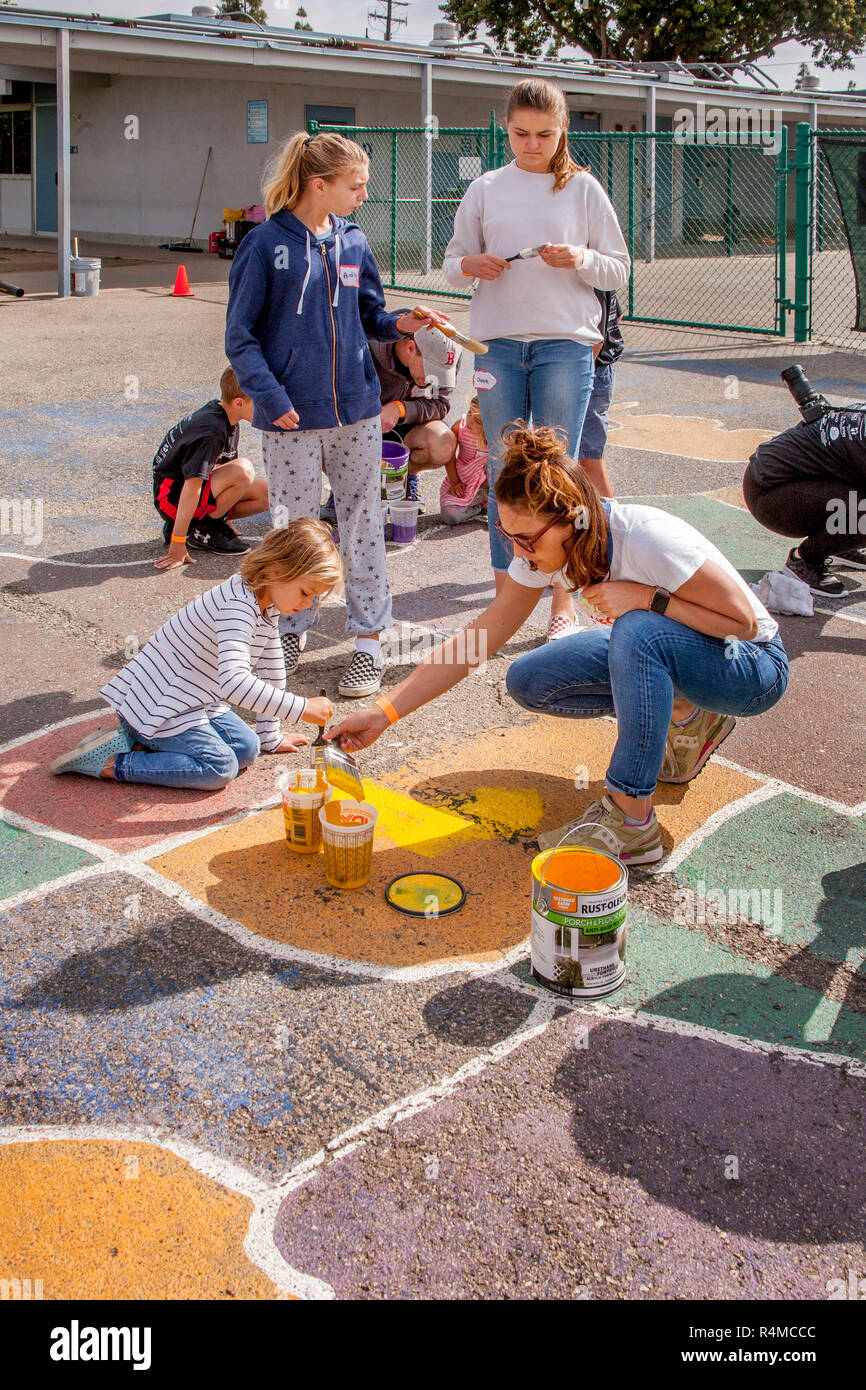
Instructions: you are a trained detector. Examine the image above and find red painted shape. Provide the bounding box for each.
[1,716,286,852]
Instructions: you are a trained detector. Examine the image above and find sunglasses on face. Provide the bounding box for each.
[494,514,576,570]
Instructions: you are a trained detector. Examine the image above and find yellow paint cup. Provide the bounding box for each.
[318,800,378,890]
[278,769,332,854]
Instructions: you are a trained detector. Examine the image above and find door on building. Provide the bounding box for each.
[569,110,602,180]
[35,103,57,233]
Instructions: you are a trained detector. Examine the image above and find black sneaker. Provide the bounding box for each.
[783,547,845,597]
[280,630,307,676]
[186,519,250,554]
[829,547,866,571]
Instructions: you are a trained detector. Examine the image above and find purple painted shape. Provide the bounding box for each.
[274,1015,866,1300]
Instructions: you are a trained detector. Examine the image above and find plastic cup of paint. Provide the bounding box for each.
[318,800,378,889]
[389,500,420,545]
[277,769,332,854]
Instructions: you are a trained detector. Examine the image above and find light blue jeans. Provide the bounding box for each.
[114,710,260,791]
[477,337,596,572]
[506,613,789,799]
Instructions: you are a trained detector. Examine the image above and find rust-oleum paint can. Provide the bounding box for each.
[530,845,628,998]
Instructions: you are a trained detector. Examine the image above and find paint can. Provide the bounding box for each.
[530,827,627,998]
[381,440,409,501]
[278,768,332,854]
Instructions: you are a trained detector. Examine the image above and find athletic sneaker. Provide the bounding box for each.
[280,629,307,676]
[829,546,866,570]
[51,725,135,777]
[337,648,386,698]
[658,707,736,784]
[186,518,250,554]
[783,547,844,597]
[320,491,337,524]
[406,473,425,513]
[537,793,664,865]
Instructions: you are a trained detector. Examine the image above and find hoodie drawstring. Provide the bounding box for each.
[332,234,341,307]
[296,231,312,315]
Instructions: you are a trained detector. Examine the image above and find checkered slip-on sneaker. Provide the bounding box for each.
[537,794,664,866]
[280,630,307,677]
[337,648,386,699]
[657,708,736,785]
[51,726,135,777]
[547,614,580,642]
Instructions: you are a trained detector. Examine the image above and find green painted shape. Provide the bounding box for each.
[677,792,866,968]
[511,904,866,1059]
[621,494,789,581]
[0,817,97,899]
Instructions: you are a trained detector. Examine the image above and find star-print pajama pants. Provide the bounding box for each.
[262,417,392,638]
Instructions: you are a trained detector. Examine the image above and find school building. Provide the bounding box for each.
[2,6,866,297]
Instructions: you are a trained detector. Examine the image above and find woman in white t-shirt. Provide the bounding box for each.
[327,426,789,867]
[442,78,630,593]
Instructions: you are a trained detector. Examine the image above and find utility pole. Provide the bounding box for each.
[367,0,408,41]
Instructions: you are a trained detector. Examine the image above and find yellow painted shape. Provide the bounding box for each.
[332,781,490,858]
[0,1141,289,1300]
[608,401,774,462]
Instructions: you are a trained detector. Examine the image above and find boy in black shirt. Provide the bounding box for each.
[153,366,269,569]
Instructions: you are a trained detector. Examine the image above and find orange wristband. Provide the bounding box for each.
[395,400,406,419]
[375,695,399,725]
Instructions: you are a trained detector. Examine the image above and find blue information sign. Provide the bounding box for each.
[247,100,268,145]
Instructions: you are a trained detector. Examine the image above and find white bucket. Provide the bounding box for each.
[71,256,101,297]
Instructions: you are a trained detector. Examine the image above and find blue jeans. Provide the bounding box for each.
[477,338,596,572]
[506,612,789,799]
[578,363,615,460]
[114,710,260,791]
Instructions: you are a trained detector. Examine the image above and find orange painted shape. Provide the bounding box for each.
[0,1140,289,1300]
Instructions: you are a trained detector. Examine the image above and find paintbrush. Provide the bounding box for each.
[410,310,488,356]
[505,244,549,262]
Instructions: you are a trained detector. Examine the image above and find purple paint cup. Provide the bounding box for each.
[389,500,420,545]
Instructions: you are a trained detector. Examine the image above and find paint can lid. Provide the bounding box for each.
[384,873,466,918]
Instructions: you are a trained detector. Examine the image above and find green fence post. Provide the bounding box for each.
[627,132,635,315]
[606,136,613,201]
[817,147,824,253]
[489,109,496,168]
[390,128,397,288]
[775,123,787,335]
[725,146,734,256]
[793,122,811,343]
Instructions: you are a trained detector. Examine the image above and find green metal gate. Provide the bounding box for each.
[308,118,849,345]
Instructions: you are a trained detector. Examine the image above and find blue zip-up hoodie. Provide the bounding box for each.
[225,209,408,433]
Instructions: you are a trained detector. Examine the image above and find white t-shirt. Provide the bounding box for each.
[507,499,779,643]
[442,162,630,346]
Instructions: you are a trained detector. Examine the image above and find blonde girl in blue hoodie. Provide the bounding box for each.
[226,130,448,698]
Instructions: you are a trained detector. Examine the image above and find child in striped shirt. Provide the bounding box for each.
[440,397,489,525]
[51,521,340,791]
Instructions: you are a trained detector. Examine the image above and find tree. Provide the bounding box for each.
[217,0,268,26]
[294,5,312,28]
[441,1,866,71]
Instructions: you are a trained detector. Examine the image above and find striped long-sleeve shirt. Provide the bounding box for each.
[99,573,306,752]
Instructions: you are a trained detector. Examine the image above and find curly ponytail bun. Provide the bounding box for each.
[495,421,609,591]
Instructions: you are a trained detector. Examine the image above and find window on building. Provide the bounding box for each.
[1,80,32,105]
[305,104,356,128]
[0,110,32,175]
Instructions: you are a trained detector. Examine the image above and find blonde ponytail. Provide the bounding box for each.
[263,130,369,216]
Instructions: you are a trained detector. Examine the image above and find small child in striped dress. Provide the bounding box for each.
[51,521,339,792]
[440,396,489,526]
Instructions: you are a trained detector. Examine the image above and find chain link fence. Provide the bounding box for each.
[311,119,865,352]
[810,130,866,354]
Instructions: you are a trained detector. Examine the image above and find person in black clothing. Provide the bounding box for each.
[153,365,269,569]
[743,404,866,596]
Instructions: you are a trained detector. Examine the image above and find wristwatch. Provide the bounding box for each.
[649,586,671,615]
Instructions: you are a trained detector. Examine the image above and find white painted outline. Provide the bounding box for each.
[0,1123,334,1301]
[0,550,157,569]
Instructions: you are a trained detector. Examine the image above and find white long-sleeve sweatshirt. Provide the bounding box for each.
[442,162,630,345]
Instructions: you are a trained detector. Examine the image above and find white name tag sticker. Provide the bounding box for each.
[472,369,497,390]
[409,383,434,399]
[339,264,360,287]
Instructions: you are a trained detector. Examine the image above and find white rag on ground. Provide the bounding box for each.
[750,570,814,616]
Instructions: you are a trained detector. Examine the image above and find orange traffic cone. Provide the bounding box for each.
[171,264,194,297]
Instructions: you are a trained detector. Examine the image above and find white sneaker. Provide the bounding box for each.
[337,648,386,698]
